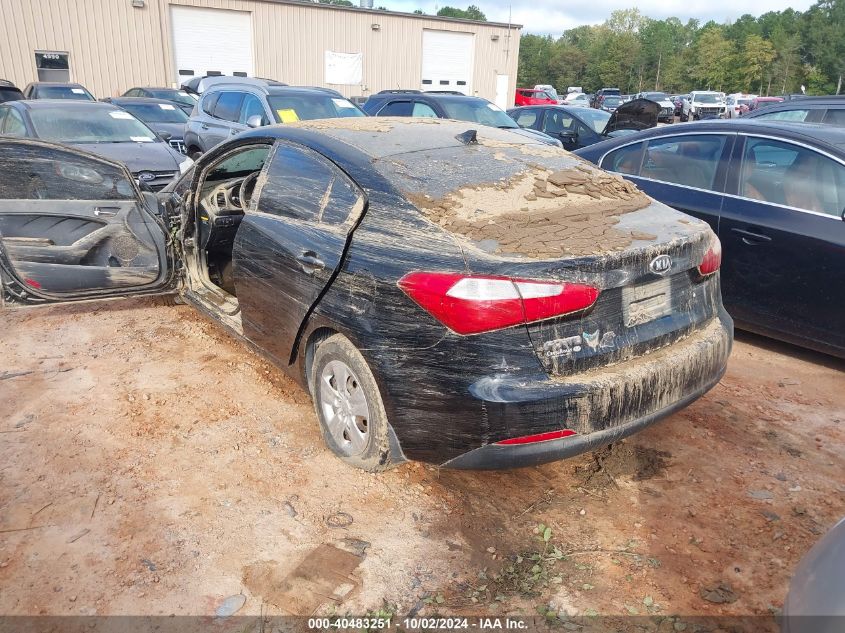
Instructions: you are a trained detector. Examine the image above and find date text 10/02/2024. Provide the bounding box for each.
[307,618,530,630]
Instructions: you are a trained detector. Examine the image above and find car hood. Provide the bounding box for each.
[506,126,560,146]
[70,141,183,173]
[602,98,659,135]
[146,122,186,141]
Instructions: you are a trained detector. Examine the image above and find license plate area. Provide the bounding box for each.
[622,278,672,327]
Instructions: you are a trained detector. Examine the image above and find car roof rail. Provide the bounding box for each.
[424,90,464,95]
[376,89,422,94]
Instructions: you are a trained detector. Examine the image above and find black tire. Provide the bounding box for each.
[310,334,395,472]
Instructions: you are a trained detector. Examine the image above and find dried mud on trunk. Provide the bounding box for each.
[413,166,653,258]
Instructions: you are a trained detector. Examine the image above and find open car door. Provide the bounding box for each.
[0,139,175,307]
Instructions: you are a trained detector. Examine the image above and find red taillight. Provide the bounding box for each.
[397,272,599,335]
[698,237,722,276]
[496,429,577,445]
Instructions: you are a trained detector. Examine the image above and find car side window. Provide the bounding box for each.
[213,91,244,122]
[640,135,727,190]
[377,101,413,116]
[541,110,575,136]
[3,109,27,136]
[602,142,644,175]
[740,137,845,217]
[513,109,539,128]
[823,109,845,126]
[256,143,364,226]
[411,102,438,118]
[0,107,8,132]
[755,109,811,122]
[201,92,219,116]
[239,93,267,125]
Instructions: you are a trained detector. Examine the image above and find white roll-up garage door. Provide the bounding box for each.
[170,6,254,85]
[421,30,474,95]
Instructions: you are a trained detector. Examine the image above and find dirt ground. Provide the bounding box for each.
[1,297,843,625]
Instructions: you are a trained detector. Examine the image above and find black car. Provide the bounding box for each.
[508,100,659,151]
[0,120,732,470]
[121,87,198,115]
[0,100,191,190]
[575,119,845,357]
[361,90,561,146]
[103,96,190,154]
[741,95,845,127]
[23,82,95,101]
[0,80,23,104]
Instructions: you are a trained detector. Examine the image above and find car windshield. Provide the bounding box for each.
[603,97,622,106]
[121,103,189,123]
[440,99,518,128]
[29,107,159,143]
[644,92,668,101]
[574,108,612,132]
[148,89,197,107]
[36,86,94,100]
[695,94,719,103]
[267,94,363,122]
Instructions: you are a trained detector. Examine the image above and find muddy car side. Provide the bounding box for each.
[0,120,732,471]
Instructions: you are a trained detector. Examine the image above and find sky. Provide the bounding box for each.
[383,0,817,34]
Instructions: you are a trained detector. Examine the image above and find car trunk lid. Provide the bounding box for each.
[602,98,660,135]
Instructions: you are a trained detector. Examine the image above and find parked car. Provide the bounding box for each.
[591,88,621,109]
[725,93,756,119]
[575,119,845,357]
[0,120,732,470]
[0,79,23,104]
[783,516,845,633]
[681,91,726,121]
[184,80,363,158]
[102,97,190,154]
[635,91,675,122]
[121,86,198,115]
[507,99,659,151]
[362,90,561,146]
[0,100,191,190]
[741,95,845,127]
[561,92,590,107]
[23,82,95,101]
[599,95,624,113]
[747,96,784,112]
[514,88,557,106]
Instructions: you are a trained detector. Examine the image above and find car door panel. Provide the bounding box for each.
[0,139,172,306]
[233,141,366,365]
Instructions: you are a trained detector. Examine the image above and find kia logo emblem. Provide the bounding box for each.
[649,254,672,275]
[137,171,155,182]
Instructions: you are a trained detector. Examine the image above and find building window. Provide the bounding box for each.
[35,51,70,82]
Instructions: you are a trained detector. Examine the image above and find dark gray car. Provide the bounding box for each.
[184,79,364,158]
[102,97,190,154]
[0,100,191,190]
[23,82,95,101]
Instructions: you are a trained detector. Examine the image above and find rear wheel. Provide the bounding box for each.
[311,334,394,471]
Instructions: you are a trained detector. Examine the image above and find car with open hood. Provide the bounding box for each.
[0,100,192,190]
[0,119,732,471]
[508,99,660,151]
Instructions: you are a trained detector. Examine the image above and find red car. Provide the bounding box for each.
[515,88,557,106]
[746,96,784,113]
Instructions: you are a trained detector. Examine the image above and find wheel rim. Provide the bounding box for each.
[319,360,370,457]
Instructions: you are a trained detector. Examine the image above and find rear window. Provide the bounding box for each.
[267,94,363,122]
[0,88,23,102]
[149,89,196,107]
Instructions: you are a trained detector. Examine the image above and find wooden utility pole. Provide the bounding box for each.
[655,52,661,91]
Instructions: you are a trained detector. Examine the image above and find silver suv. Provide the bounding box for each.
[184,79,364,158]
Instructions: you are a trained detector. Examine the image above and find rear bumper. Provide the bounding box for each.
[442,314,732,469]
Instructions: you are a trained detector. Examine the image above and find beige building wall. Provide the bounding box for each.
[0,0,521,104]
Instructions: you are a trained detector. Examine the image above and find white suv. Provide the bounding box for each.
[682,91,726,121]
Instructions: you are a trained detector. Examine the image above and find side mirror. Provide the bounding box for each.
[159,132,173,142]
[246,114,264,129]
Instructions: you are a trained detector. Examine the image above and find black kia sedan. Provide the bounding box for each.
[0,120,732,470]
[575,119,845,358]
[508,99,660,151]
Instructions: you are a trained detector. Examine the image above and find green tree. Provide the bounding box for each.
[691,28,731,90]
[436,5,486,20]
[742,34,777,93]
[316,0,354,6]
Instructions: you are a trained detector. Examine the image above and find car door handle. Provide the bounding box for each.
[94,206,120,218]
[200,124,209,130]
[296,252,325,274]
[731,227,771,245]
